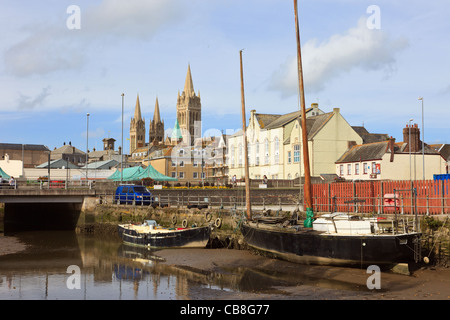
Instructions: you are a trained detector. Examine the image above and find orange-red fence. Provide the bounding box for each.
[312,180,450,215]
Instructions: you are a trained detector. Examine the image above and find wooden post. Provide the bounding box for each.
[240,50,252,220]
[294,0,313,213]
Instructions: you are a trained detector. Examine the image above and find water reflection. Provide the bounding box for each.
[0,231,376,300]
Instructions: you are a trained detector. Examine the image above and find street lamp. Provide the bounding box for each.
[418,97,425,180]
[86,113,90,185]
[408,118,413,181]
[121,93,124,184]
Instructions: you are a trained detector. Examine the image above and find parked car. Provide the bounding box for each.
[115,184,154,205]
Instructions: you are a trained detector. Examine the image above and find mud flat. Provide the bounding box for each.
[0,236,28,256]
[156,248,450,300]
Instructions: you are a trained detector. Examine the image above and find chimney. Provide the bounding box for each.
[403,123,421,153]
[389,137,396,162]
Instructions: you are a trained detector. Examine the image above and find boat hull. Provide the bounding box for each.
[118,225,211,249]
[241,223,421,267]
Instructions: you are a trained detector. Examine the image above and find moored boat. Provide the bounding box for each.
[241,214,421,267]
[118,220,211,249]
[239,0,422,269]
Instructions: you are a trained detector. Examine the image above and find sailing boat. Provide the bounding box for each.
[240,0,422,268]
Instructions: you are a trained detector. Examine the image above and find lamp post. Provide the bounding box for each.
[408,118,413,181]
[121,93,124,184]
[418,97,425,180]
[86,113,90,184]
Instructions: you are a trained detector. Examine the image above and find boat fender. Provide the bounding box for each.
[205,212,212,222]
[172,215,177,225]
[214,218,222,228]
[182,219,188,228]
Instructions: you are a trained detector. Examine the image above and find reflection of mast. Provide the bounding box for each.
[240,50,252,220]
[293,0,313,219]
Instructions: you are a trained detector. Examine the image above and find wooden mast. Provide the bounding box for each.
[293,0,313,217]
[240,50,252,220]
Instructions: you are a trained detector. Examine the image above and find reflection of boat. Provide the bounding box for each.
[239,1,421,269]
[118,220,211,249]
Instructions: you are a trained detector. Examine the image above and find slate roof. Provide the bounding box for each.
[0,143,49,152]
[352,126,390,144]
[336,141,390,163]
[52,144,85,155]
[336,140,443,164]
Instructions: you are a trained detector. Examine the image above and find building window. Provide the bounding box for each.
[179,172,185,179]
[347,164,352,175]
[264,139,269,165]
[255,141,260,166]
[171,172,176,178]
[238,143,243,167]
[179,161,184,167]
[355,163,359,175]
[340,165,344,176]
[294,145,300,163]
[363,163,368,174]
[274,137,279,164]
[372,162,377,174]
[193,160,198,167]
[193,172,198,179]
[230,145,235,168]
[201,172,206,179]
[172,160,177,167]
[288,151,291,164]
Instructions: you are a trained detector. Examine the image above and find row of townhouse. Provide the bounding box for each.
[227,104,363,180]
[227,104,448,182]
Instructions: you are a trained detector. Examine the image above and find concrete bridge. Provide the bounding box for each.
[0,188,96,203]
[0,187,97,233]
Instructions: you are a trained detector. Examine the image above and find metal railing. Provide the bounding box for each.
[96,192,302,212]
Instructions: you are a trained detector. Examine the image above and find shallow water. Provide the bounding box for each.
[0,231,392,300]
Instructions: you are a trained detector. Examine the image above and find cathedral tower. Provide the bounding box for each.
[176,65,201,145]
[149,97,165,144]
[130,94,146,154]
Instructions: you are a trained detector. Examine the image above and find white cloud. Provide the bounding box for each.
[84,0,185,39]
[269,18,409,96]
[3,0,185,77]
[4,27,84,77]
[17,86,51,110]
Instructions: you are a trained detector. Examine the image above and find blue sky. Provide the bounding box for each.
[1,0,449,153]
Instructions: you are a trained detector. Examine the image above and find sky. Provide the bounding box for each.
[1,0,449,154]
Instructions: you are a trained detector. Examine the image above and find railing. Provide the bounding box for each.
[1,180,95,190]
[312,179,450,215]
[96,192,301,211]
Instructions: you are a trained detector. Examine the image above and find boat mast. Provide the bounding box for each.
[240,50,252,220]
[293,0,314,224]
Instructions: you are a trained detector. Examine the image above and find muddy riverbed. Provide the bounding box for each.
[1,234,449,300]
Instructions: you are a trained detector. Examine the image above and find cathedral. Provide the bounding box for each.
[129,65,202,154]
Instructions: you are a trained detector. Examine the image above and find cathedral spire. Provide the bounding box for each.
[183,64,194,96]
[134,94,142,120]
[154,97,161,123]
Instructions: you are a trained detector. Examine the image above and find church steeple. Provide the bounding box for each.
[177,64,201,145]
[183,64,194,97]
[130,93,145,154]
[149,96,164,144]
[134,94,142,120]
[154,97,161,123]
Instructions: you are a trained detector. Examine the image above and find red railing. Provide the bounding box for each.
[312,179,450,215]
